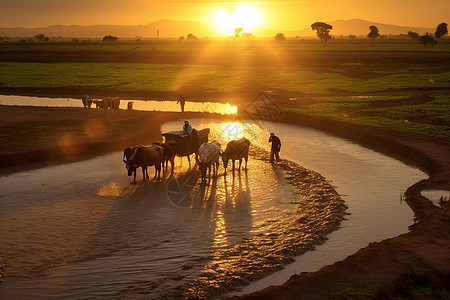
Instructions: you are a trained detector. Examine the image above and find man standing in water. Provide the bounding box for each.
[177,95,186,112]
[269,132,281,163]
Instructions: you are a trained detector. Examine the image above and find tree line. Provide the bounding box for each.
[307,22,448,46]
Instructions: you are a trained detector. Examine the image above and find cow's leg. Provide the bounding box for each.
[187,155,191,168]
[133,170,136,182]
[142,167,146,180]
[238,159,242,171]
[170,158,175,174]
[245,156,248,170]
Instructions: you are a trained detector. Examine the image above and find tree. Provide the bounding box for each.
[434,22,448,39]
[234,27,243,39]
[186,33,197,40]
[34,33,46,41]
[178,36,185,42]
[348,34,356,40]
[407,31,419,40]
[419,33,437,47]
[274,33,286,42]
[367,26,380,41]
[311,22,332,44]
[103,35,118,42]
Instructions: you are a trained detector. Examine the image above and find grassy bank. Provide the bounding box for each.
[283,94,450,139]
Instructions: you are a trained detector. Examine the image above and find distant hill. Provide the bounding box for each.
[0,18,436,38]
[0,19,217,39]
[296,19,435,37]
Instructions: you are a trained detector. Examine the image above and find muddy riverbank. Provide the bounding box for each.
[0,104,449,299]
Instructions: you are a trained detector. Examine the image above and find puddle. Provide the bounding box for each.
[421,189,450,207]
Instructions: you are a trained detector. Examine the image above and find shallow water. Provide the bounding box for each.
[229,120,425,296]
[0,119,425,299]
[421,190,450,207]
[0,122,306,299]
[0,94,237,115]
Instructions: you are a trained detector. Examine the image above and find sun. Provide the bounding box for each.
[212,4,262,36]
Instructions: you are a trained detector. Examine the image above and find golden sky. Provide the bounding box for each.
[1,0,449,31]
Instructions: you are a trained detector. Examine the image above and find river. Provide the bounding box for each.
[0,114,425,298]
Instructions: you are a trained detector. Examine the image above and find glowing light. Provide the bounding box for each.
[84,119,106,141]
[58,131,84,156]
[212,4,262,36]
[97,182,123,198]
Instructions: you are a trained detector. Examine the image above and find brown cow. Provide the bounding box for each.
[221,138,250,174]
[124,145,164,181]
[153,140,177,174]
[82,95,93,108]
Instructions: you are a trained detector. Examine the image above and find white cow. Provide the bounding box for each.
[197,140,221,182]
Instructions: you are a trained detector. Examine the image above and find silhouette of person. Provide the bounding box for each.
[177,95,186,112]
[269,132,281,163]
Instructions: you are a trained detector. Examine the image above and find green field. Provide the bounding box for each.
[1,61,449,94]
[0,40,449,140]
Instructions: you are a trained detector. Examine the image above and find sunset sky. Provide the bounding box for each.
[1,0,449,31]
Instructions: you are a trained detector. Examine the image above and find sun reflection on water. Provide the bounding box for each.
[97,182,123,198]
[208,122,268,147]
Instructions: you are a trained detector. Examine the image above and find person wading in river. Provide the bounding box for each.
[269,132,281,163]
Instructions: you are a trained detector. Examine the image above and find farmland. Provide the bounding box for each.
[0,39,449,140]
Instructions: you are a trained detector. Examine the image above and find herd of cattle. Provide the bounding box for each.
[82,95,121,110]
[122,134,251,183]
[82,93,252,183]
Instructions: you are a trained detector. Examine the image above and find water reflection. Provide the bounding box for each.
[0,95,237,115]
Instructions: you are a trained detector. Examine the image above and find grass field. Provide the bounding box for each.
[1,40,449,140]
[285,94,450,139]
[1,61,449,94]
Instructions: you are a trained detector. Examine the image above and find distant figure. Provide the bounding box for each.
[177,95,186,112]
[183,120,193,134]
[269,132,281,163]
[127,101,133,111]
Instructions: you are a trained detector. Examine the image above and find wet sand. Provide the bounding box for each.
[1,105,449,299]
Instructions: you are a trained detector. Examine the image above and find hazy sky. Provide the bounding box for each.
[1,0,449,30]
